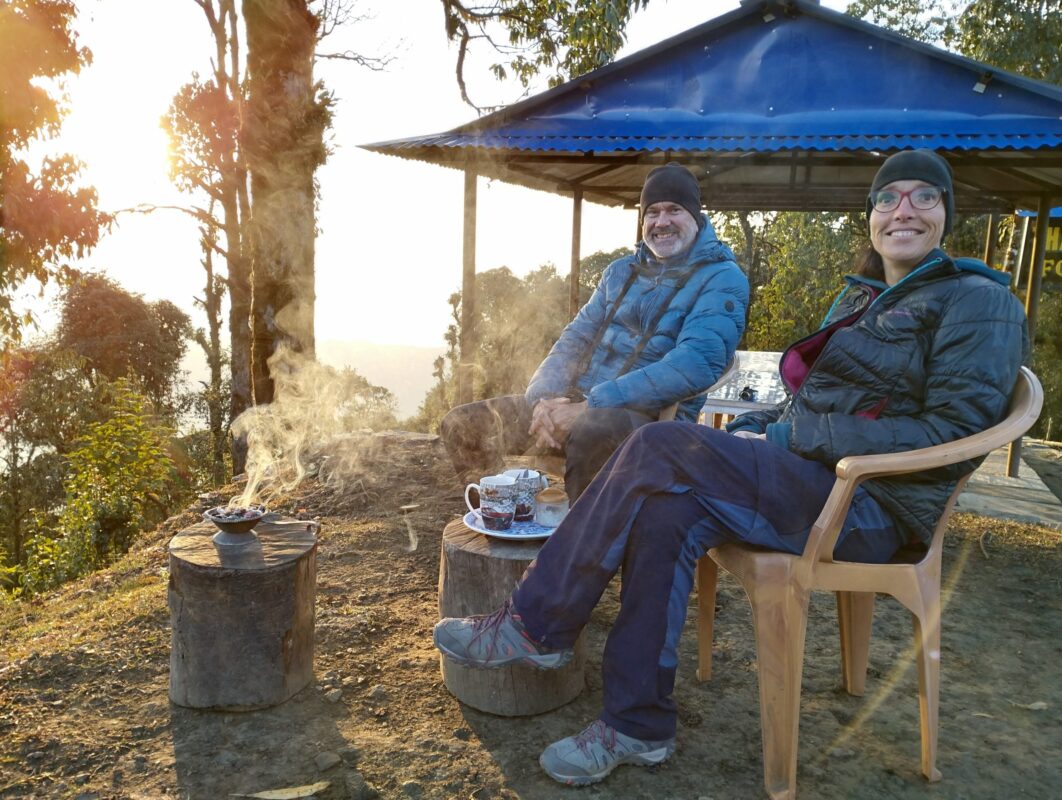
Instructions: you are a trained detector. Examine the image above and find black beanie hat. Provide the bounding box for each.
[866,149,954,235]
[640,163,705,230]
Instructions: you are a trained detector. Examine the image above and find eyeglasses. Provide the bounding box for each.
[869,186,944,213]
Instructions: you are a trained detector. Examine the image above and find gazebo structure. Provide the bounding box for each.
[363,0,1062,412]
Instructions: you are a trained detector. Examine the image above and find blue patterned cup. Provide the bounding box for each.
[503,469,549,521]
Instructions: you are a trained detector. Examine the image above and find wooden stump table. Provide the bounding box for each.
[168,518,318,711]
[437,518,586,716]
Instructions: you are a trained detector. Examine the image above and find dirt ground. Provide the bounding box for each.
[1,432,1060,800]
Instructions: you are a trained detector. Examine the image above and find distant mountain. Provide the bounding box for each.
[317,339,444,419]
[180,340,444,420]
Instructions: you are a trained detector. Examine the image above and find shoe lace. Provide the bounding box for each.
[468,600,522,660]
[573,720,617,756]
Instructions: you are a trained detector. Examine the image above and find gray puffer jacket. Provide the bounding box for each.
[728,249,1030,544]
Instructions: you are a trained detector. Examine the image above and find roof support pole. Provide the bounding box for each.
[1011,215,1031,292]
[982,213,1000,266]
[569,189,583,320]
[458,169,478,406]
[1007,195,1052,477]
[1024,195,1052,344]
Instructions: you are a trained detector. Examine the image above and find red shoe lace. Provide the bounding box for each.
[468,600,528,661]
[574,720,617,755]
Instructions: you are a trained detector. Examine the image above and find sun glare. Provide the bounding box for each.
[55,101,176,211]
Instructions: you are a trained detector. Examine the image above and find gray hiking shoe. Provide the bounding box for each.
[539,719,676,786]
[433,600,573,670]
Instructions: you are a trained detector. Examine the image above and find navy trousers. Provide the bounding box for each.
[512,422,905,741]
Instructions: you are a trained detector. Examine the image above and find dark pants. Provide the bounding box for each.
[512,422,906,741]
[439,394,656,500]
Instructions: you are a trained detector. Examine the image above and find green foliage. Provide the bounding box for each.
[440,0,650,106]
[0,0,110,343]
[847,1,1061,84]
[579,246,633,291]
[846,0,956,43]
[946,0,1062,84]
[717,212,865,350]
[409,251,630,432]
[0,346,106,571]
[21,382,179,596]
[1029,292,1062,440]
[56,273,193,421]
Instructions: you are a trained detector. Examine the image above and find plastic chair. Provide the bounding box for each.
[694,366,1043,800]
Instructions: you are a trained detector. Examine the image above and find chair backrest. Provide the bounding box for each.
[805,367,1043,565]
[919,366,1044,555]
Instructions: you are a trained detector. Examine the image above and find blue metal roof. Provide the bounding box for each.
[363,0,1062,212]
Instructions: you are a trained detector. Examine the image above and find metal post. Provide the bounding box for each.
[982,213,1000,266]
[569,190,583,320]
[1007,196,1053,476]
[458,170,477,405]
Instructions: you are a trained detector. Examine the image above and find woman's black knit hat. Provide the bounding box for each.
[866,149,954,235]
[640,163,705,229]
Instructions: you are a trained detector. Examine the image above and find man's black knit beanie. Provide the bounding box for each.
[640,163,705,229]
[866,149,954,235]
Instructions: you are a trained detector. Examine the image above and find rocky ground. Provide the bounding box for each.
[1,432,1060,800]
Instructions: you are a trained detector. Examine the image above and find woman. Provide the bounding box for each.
[433,150,1030,786]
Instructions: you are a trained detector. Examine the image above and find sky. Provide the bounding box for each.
[26,0,846,355]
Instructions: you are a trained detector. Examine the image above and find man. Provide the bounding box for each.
[440,163,749,500]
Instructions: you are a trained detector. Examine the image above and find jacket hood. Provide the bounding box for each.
[633,213,738,278]
[952,256,1013,286]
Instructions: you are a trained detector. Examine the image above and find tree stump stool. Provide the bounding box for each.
[437,518,586,716]
[168,518,318,711]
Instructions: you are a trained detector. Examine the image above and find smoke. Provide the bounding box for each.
[230,346,392,513]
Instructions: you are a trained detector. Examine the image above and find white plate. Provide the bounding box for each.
[462,510,555,541]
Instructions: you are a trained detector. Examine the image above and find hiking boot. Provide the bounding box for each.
[433,601,573,670]
[539,719,676,786]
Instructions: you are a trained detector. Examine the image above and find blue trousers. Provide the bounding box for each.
[512,422,905,741]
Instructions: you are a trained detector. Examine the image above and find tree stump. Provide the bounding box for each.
[168,518,318,711]
[438,518,586,716]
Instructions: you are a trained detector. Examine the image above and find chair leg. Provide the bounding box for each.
[836,591,875,696]
[747,576,811,800]
[696,556,718,682]
[912,607,943,782]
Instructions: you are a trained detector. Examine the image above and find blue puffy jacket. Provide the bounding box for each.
[525,216,749,421]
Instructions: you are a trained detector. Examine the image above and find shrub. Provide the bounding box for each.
[21,382,178,595]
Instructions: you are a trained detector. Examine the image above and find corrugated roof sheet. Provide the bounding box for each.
[363,0,1062,212]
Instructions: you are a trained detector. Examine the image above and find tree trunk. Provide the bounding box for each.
[242,0,324,405]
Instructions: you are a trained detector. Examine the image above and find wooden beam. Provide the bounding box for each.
[569,190,583,320]
[458,170,477,405]
[1011,215,1031,291]
[1008,196,1053,476]
[983,213,1000,266]
[1025,196,1052,343]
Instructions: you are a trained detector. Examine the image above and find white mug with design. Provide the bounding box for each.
[503,468,549,522]
[465,474,517,531]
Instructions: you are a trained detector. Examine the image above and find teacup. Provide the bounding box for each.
[465,474,517,531]
[503,468,549,522]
